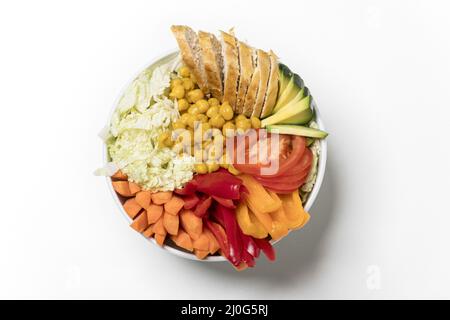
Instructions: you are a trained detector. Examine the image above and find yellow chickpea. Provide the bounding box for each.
[170,85,185,99]
[171,78,183,89]
[179,66,191,78]
[207,162,220,173]
[222,121,236,137]
[190,73,197,84]
[172,120,185,130]
[209,114,225,128]
[188,104,200,115]
[208,98,220,107]
[194,163,208,174]
[250,116,261,129]
[180,113,191,125]
[206,105,220,118]
[219,102,234,121]
[196,114,208,123]
[235,119,251,133]
[186,114,197,129]
[177,98,189,112]
[187,89,204,103]
[196,99,209,113]
[235,114,248,122]
[158,131,172,147]
[182,78,195,91]
[165,137,175,148]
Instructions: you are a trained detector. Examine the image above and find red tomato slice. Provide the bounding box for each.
[255,175,305,190]
[278,148,313,178]
[232,132,306,178]
[254,148,313,191]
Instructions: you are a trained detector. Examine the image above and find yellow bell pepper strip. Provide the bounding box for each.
[239,174,281,214]
[236,202,268,239]
[278,189,309,229]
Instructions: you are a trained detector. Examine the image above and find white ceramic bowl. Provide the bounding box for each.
[103,51,328,262]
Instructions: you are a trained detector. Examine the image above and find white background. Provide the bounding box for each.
[0,0,449,299]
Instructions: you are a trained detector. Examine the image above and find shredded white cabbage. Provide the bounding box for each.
[96,55,195,191]
[94,162,119,177]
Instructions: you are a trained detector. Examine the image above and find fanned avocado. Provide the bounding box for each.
[266,124,328,139]
[273,70,304,113]
[273,86,308,114]
[278,63,293,94]
[261,94,313,126]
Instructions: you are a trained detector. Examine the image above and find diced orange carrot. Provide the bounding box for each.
[171,230,194,252]
[142,225,154,238]
[135,191,152,208]
[153,217,166,235]
[204,229,220,254]
[193,233,210,251]
[155,233,166,246]
[130,212,148,233]
[112,181,133,197]
[129,182,141,194]
[123,198,142,219]
[180,209,203,240]
[194,249,209,260]
[164,196,184,215]
[163,212,179,236]
[146,204,164,224]
[151,191,173,205]
[112,170,128,180]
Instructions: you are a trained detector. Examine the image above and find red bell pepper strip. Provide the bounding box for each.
[253,238,276,261]
[241,233,260,258]
[174,180,198,195]
[182,193,200,210]
[194,196,212,218]
[194,171,243,200]
[213,204,243,266]
[212,196,236,209]
[205,220,229,259]
[241,250,255,268]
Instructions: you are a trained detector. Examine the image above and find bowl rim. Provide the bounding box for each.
[103,49,328,262]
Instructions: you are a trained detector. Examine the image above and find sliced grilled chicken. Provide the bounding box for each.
[170,25,209,94]
[235,41,254,114]
[242,49,259,117]
[260,50,279,118]
[198,31,223,100]
[251,49,270,118]
[219,30,239,110]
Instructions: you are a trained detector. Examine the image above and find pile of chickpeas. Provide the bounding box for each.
[162,65,261,175]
